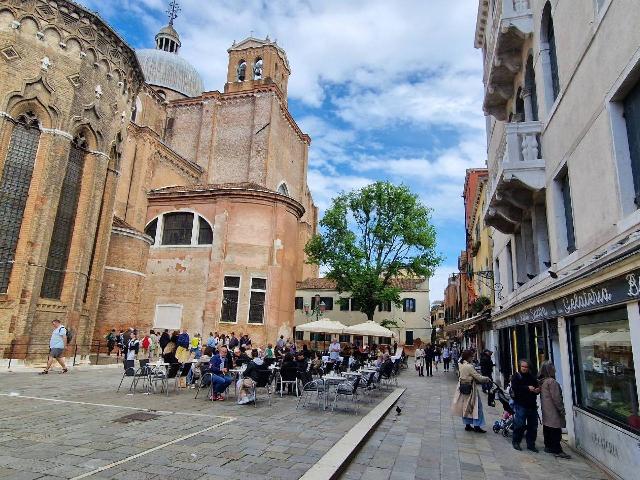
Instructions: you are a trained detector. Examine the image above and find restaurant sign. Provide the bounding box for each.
[498,269,640,327]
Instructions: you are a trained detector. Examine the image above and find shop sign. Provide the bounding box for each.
[499,268,640,327]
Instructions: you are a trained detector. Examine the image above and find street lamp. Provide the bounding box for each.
[303,294,327,349]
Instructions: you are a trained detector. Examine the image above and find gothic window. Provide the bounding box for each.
[623,79,640,206]
[41,134,88,299]
[161,212,193,246]
[0,112,40,293]
[253,58,263,80]
[558,168,576,253]
[524,55,539,121]
[541,2,560,103]
[237,60,247,82]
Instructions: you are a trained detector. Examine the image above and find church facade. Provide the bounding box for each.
[0,0,317,361]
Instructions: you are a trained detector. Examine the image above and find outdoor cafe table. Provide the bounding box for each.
[228,367,245,396]
[321,374,348,410]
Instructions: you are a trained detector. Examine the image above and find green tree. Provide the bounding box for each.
[305,181,442,320]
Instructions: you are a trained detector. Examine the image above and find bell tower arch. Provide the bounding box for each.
[225,35,291,102]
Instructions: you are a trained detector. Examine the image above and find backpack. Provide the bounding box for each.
[142,336,151,349]
[508,372,521,400]
[61,326,73,345]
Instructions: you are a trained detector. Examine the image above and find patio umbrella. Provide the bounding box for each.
[296,318,347,334]
[344,320,395,338]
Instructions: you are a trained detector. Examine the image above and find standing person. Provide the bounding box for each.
[538,361,571,458]
[39,319,68,374]
[451,350,492,432]
[414,344,425,377]
[207,332,216,349]
[140,333,151,359]
[105,329,117,356]
[126,331,140,362]
[122,328,133,361]
[480,350,494,392]
[228,332,239,350]
[276,335,285,349]
[452,344,460,373]
[149,330,158,360]
[159,329,170,353]
[264,343,274,358]
[116,330,125,358]
[510,359,541,452]
[176,329,190,363]
[424,343,435,377]
[442,345,451,372]
[434,344,441,371]
[329,336,341,367]
[393,341,398,355]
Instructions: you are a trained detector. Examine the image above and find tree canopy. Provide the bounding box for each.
[305,181,442,320]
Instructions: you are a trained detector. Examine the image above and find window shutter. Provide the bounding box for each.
[624,81,640,206]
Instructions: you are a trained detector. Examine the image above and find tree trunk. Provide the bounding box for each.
[365,309,375,321]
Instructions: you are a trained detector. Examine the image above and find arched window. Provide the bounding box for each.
[41,133,88,299]
[237,60,247,82]
[524,54,539,121]
[146,211,213,247]
[541,2,560,107]
[0,112,41,293]
[277,182,289,196]
[253,58,263,80]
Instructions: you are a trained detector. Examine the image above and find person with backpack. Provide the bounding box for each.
[105,329,117,356]
[451,350,492,432]
[140,333,151,359]
[40,319,69,374]
[510,359,541,452]
[176,328,190,363]
[149,330,158,360]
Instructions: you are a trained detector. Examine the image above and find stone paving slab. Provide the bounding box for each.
[0,367,393,479]
[339,365,612,480]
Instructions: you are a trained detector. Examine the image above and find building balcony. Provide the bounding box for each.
[484,121,545,234]
[482,0,533,120]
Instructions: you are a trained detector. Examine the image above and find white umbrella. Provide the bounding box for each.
[344,320,395,338]
[296,318,347,334]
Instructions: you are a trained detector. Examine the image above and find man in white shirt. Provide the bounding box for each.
[329,338,341,362]
[40,319,68,374]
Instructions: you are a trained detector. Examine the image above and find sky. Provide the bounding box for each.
[79,0,487,302]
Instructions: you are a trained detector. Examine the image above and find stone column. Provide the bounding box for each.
[521,87,534,122]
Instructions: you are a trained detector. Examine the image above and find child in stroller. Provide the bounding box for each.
[488,381,515,437]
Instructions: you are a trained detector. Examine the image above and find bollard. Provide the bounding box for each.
[8,341,14,369]
[73,343,78,366]
[96,342,101,366]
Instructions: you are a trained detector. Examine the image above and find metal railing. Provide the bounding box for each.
[1,341,123,369]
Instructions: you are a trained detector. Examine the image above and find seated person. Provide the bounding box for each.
[207,345,233,401]
[310,353,323,376]
[280,353,298,394]
[162,341,178,364]
[237,350,269,405]
[233,347,251,368]
[295,352,312,385]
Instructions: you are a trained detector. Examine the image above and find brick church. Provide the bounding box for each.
[0,0,318,361]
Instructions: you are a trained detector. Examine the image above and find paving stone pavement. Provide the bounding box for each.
[0,366,393,480]
[339,364,612,480]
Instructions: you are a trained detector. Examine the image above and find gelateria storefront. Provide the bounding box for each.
[493,269,640,480]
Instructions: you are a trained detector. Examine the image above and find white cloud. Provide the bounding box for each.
[307,170,373,212]
[429,264,457,303]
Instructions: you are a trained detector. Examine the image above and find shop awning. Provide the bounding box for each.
[296,318,347,334]
[444,313,488,333]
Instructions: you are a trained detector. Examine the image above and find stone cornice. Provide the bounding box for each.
[128,123,203,181]
[148,185,306,219]
[475,0,490,48]
[168,84,311,145]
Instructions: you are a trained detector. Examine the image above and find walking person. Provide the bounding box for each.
[434,344,441,371]
[126,331,140,362]
[424,343,435,377]
[159,329,170,353]
[149,330,158,360]
[442,345,451,371]
[39,319,68,374]
[510,359,541,452]
[414,344,425,376]
[538,361,571,459]
[480,350,494,393]
[105,329,117,356]
[451,350,492,432]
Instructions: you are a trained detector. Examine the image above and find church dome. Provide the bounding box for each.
[136,48,204,98]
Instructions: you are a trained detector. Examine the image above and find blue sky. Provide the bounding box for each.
[80,0,486,302]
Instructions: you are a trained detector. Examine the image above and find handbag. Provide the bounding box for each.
[459,381,473,395]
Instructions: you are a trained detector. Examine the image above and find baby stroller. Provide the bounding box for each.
[489,381,515,437]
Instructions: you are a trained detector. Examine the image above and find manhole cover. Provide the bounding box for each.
[113,412,161,424]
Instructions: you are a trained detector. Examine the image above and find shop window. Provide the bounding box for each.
[339,334,350,343]
[294,296,304,310]
[572,308,639,433]
[405,330,414,346]
[403,298,416,312]
[41,134,87,299]
[248,277,266,324]
[0,112,40,293]
[221,275,240,323]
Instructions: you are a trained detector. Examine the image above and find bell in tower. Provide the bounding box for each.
[225,34,291,101]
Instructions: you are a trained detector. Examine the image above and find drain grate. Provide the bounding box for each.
[113,412,161,424]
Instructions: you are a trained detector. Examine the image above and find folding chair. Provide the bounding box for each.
[117,360,135,392]
[333,376,361,413]
[174,362,192,392]
[130,359,152,394]
[251,369,274,407]
[279,366,300,397]
[297,378,326,410]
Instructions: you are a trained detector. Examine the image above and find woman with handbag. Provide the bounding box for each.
[451,350,492,433]
[414,344,425,377]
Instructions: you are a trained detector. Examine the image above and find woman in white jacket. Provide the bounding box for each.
[414,345,425,377]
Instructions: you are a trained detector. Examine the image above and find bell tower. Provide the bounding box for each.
[225,35,291,101]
